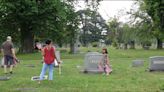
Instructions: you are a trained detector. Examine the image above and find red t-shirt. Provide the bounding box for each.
[43,47,55,64]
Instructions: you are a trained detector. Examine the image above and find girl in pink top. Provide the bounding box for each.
[99,48,112,75]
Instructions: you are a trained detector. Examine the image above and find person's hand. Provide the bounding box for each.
[36,43,42,50]
[13,55,17,59]
[58,61,62,64]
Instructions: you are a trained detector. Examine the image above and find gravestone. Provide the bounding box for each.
[54,51,60,67]
[0,76,10,81]
[55,51,60,61]
[149,56,164,71]
[15,88,37,92]
[83,52,103,73]
[0,57,4,68]
[73,42,79,54]
[24,64,35,68]
[132,60,144,67]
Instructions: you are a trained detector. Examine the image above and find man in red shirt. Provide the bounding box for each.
[39,39,59,83]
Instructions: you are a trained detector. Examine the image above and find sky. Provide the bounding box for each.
[75,0,136,23]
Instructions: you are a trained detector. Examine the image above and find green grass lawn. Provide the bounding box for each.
[0,47,164,92]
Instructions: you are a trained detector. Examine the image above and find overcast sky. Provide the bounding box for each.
[75,0,136,23]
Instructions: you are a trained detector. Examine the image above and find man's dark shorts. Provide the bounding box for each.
[4,55,14,65]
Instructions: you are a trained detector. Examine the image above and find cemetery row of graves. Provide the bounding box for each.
[0,47,164,92]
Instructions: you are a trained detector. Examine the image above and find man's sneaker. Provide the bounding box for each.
[9,71,13,74]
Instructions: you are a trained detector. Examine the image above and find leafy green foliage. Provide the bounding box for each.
[128,0,163,49]
[0,0,80,53]
[78,9,108,46]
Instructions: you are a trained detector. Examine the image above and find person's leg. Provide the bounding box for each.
[48,64,54,80]
[4,56,8,74]
[104,67,106,74]
[105,65,110,75]
[9,65,13,74]
[9,56,14,74]
[40,63,48,80]
[4,65,7,74]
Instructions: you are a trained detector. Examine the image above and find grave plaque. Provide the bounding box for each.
[132,60,144,67]
[54,51,60,67]
[0,76,10,81]
[149,56,164,71]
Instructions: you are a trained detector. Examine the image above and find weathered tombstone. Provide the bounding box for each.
[24,64,35,68]
[83,52,103,73]
[0,57,4,68]
[55,51,60,61]
[54,51,60,67]
[149,56,164,71]
[0,76,10,81]
[132,60,144,67]
[15,88,37,92]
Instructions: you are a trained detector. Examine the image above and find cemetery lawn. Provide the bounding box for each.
[0,47,164,92]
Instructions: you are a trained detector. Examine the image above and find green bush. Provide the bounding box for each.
[60,49,68,53]
[112,41,118,48]
[92,42,99,47]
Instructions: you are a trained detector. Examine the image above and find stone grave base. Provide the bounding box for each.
[15,88,37,92]
[149,56,164,71]
[83,69,103,74]
[0,76,10,81]
[132,60,144,67]
[77,65,103,74]
[24,64,35,68]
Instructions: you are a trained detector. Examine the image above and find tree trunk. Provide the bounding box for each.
[124,43,128,50]
[70,38,75,54]
[159,0,164,31]
[129,41,135,49]
[157,38,163,49]
[19,27,34,53]
[83,29,87,47]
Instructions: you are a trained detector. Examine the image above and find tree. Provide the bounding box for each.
[0,0,57,53]
[129,0,164,49]
[121,24,136,49]
[107,17,122,49]
[65,4,80,53]
[0,0,102,53]
[0,0,79,53]
[78,9,108,47]
[144,0,164,49]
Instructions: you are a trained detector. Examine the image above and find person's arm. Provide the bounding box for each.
[1,49,4,56]
[11,48,16,58]
[41,47,45,56]
[10,43,16,58]
[1,44,4,56]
